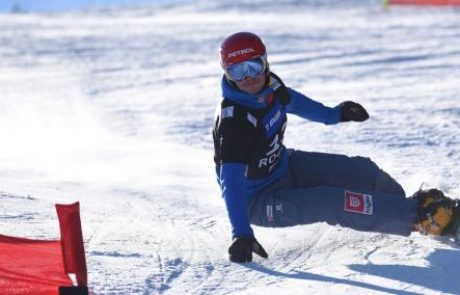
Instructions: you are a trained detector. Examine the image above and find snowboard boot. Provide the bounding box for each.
[411,189,460,236]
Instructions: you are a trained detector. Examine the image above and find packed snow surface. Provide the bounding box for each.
[1,0,460,294]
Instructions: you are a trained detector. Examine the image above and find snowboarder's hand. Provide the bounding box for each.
[340,101,369,122]
[228,236,268,263]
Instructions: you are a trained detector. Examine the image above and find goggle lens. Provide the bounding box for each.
[226,58,265,81]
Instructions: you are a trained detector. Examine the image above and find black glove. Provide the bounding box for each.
[340,101,369,122]
[228,236,268,263]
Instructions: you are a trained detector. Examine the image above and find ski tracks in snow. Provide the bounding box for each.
[83,190,460,295]
[82,189,229,294]
[84,189,460,295]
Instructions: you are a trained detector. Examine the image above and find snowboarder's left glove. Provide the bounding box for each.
[228,236,268,263]
[340,101,369,122]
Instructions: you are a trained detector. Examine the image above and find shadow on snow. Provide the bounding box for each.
[247,248,460,295]
[348,248,460,295]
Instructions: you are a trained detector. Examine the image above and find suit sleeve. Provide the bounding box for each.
[217,118,254,238]
[220,163,254,238]
[285,88,342,125]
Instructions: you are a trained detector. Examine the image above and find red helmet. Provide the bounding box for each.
[220,32,267,68]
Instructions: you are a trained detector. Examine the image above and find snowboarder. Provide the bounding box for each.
[213,32,460,263]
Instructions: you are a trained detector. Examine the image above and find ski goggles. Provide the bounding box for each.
[225,57,266,81]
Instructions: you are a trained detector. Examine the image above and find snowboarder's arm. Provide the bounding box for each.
[216,114,269,262]
[220,163,254,238]
[285,88,342,124]
[285,88,369,124]
[220,163,270,263]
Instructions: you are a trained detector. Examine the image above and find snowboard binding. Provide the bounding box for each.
[412,188,460,240]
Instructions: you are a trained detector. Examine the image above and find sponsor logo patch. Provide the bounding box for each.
[344,190,373,215]
[265,109,281,133]
[228,47,255,58]
[262,103,284,138]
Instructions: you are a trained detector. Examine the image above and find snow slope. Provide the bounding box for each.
[1,0,460,294]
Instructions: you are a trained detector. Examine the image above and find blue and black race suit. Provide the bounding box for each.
[213,73,342,238]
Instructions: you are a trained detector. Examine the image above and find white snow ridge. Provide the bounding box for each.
[1,0,460,294]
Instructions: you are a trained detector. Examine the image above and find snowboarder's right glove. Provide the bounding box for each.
[228,236,268,263]
[340,101,369,122]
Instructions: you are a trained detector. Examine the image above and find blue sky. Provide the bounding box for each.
[0,0,172,12]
